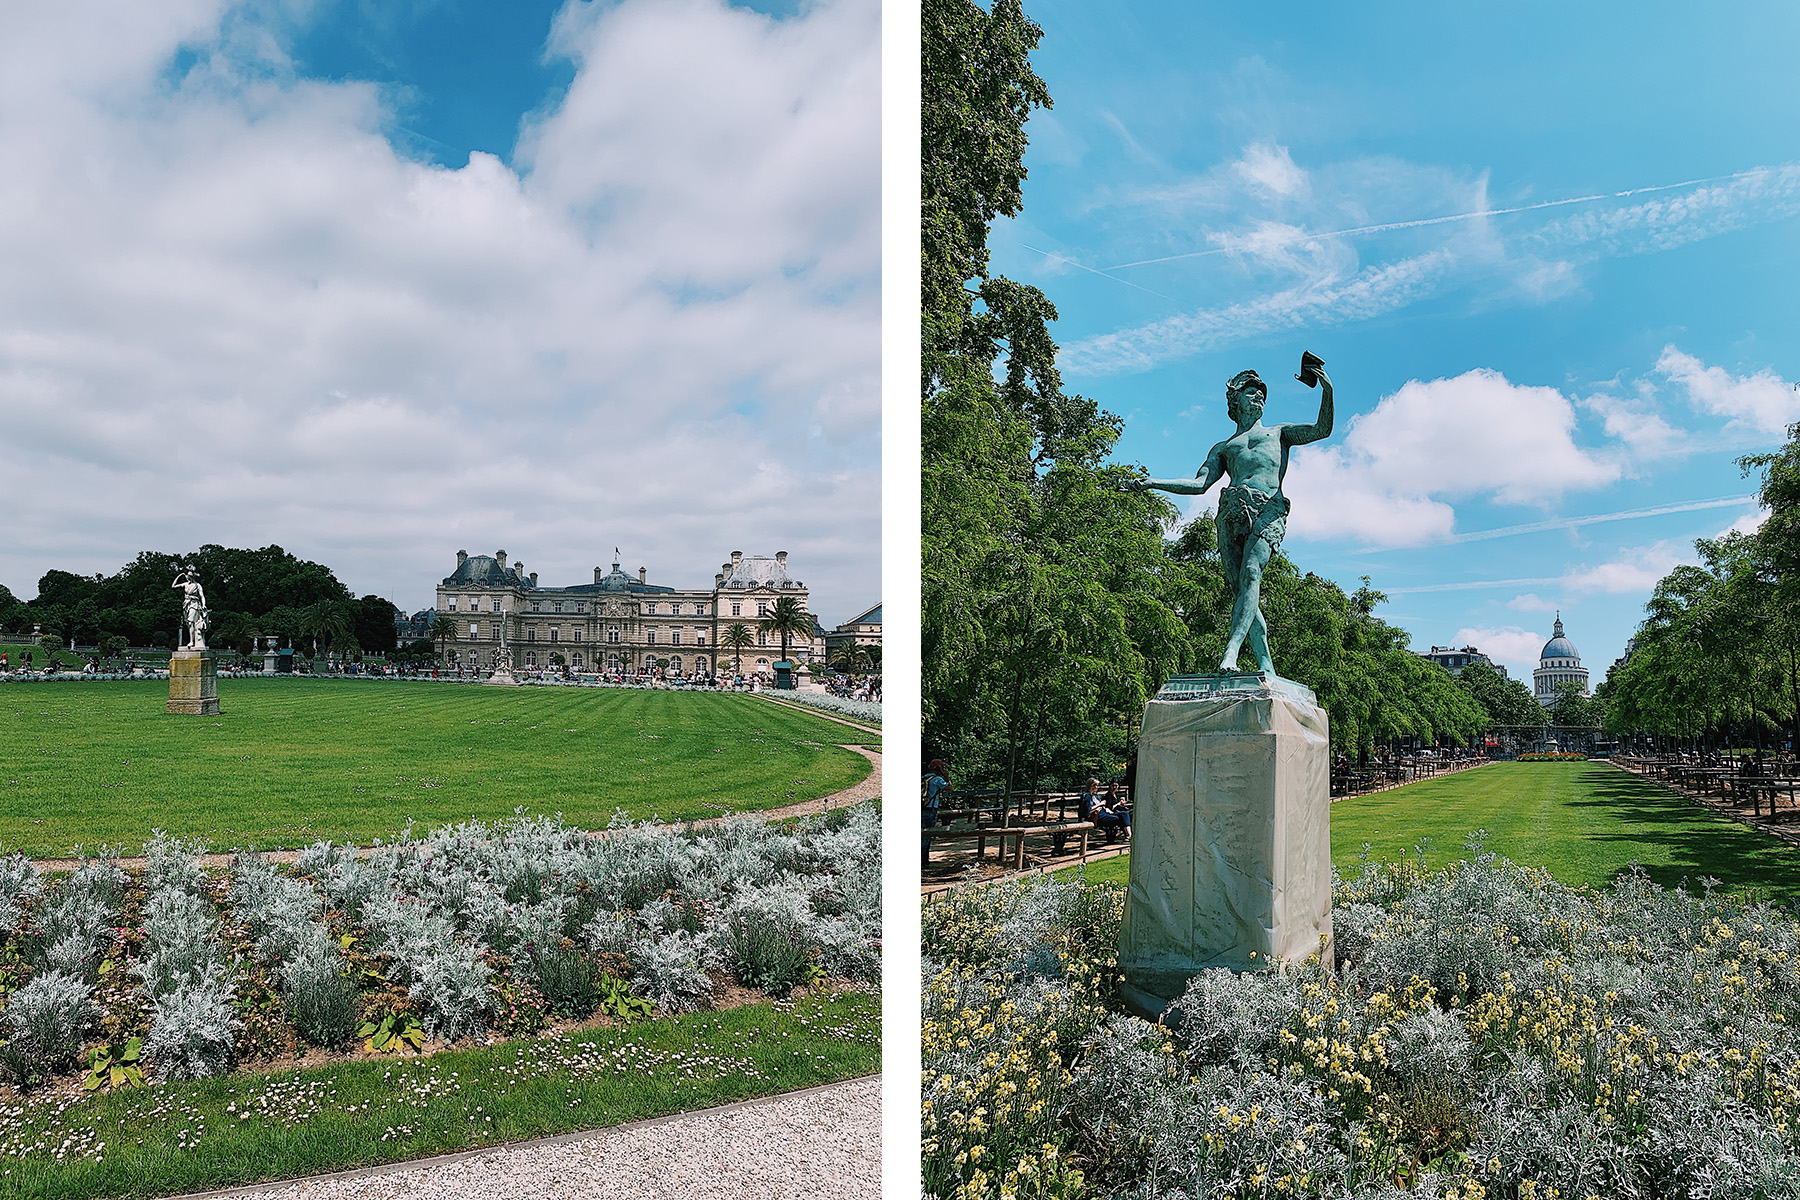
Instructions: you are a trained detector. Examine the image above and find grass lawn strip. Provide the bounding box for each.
[1049,760,1800,904]
[0,680,871,856]
[1,991,878,1199]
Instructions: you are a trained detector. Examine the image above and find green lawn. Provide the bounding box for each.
[1061,761,1800,903]
[0,680,873,856]
[1,990,879,1199]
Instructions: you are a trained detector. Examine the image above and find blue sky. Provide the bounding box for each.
[991,0,1800,680]
[0,0,878,624]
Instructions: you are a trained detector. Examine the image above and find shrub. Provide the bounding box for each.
[35,890,114,977]
[2,970,97,1082]
[362,895,490,1039]
[717,909,815,998]
[134,886,223,997]
[277,926,358,1048]
[532,946,605,1019]
[144,962,240,1081]
[143,830,209,895]
[0,852,41,939]
[628,930,712,1013]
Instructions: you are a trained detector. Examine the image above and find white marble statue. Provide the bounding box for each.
[173,568,209,651]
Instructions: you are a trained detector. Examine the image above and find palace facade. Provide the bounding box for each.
[1533,614,1589,707]
[435,549,823,676]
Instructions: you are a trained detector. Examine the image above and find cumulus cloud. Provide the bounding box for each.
[1654,346,1800,436]
[1449,625,1548,677]
[1283,369,1619,547]
[1718,507,1769,538]
[0,0,879,621]
[1580,389,1686,460]
[1507,593,1559,613]
[1561,541,1691,595]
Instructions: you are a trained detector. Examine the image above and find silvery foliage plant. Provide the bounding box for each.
[4,970,98,1074]
[360,893,490,1039]
[230,849,326,965]
[143,830,210,896]
[144,961,240,1080]
[0,852,41,940]
[134,885,227,997]
[626,928,713,1013]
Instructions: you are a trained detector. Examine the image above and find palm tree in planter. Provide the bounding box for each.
[300,599,352,663]
[721,622,754,674]
[759,597,811,666]
[430,614,457,661]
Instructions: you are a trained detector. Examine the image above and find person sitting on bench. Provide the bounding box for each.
[1094,781,1131,843]
[1054,778,1103,854]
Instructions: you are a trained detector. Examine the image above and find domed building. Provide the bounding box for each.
[1533,614,1589,707]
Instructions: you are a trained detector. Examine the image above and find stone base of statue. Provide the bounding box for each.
[484,661,519,686]
[167,649,220,715]
[1118,672,1331,1022]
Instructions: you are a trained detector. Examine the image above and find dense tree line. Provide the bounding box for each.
[1603,422,1800,751]
[0,545,400,658]
[922,0,1488,789]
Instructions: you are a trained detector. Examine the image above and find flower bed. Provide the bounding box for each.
[0,803,879,1100]
[1517,752,1588,761]
[924,843,1800,1200]
[766,690,882,725]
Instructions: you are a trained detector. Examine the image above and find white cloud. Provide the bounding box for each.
[1719,507,1769,538]
[1450,625,1547,677]
[1654,345,1800,436]
[1232,142,1307,200]
[1283,368,1620,547]
[0,0,880,622]
[1580,389,1686,460]
[1507,593,1559,613]
[1560,541,1691,595]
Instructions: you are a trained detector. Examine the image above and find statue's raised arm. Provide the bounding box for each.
[1279,352,1333,447]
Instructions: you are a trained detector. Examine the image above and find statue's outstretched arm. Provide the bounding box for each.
[1127,444,1226,495]
[1282,370,1333,446]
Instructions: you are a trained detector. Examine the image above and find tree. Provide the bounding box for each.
[430,614,457,659]
[300,599,352,660]
[758,596,812,664]
[354,595,400,656]
[100,635,128,661]
[721,623,755,674]
[1456,659,1542,727]
[1548,679,1599,728]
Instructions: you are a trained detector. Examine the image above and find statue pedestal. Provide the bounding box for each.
[1119,672,1331,1021]
[167,650,220,715]
[484,662,519,687]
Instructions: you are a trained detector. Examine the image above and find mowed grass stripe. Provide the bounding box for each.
[0,680,872,856]
[1059,762,1800,904]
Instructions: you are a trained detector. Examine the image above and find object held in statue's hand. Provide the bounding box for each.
[1296,350,1324,388]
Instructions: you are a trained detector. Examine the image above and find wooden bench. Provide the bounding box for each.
[924,821,1098,869]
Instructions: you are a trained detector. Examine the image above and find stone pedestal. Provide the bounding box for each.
[167,650,220,715]
[484,662,519,687]
[1119,672,1331,1021]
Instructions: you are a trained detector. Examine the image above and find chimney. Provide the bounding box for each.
[595,567,604,584]
[775,550,787,566]
[529,572,538,587]
[456,550,468,566]
[731,550,742,564]
[495,550,507,568]
[638,567,647,584]
[715,572,725,586]
[514,560,522,575]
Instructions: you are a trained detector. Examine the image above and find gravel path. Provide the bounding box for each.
[187,1075,881,1200]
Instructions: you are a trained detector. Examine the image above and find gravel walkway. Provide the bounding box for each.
[187,1075,881,1200]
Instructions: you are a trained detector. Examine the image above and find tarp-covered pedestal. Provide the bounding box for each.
[1119,673,1331,1021]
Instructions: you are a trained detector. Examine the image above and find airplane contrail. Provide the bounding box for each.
[1352,494,1761,553]
[1093,167,1774,272]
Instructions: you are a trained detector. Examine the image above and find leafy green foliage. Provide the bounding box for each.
[82,1037,144,1092]
[596,973,653,1023]
[358,1011,426,1055]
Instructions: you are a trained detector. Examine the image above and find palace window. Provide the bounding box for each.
[526,651,537,666]
[645,602,657,614]
[575,602,585,613]
[646,631,656,644]
[758,603,768,616]
[607,626,621,644]
[447,598,456,611]
[550,628,560,643]
[572,629,581,643]
[671,631,681,645]
[531,601,541,612]
[697,632,706,645]
[491,599,501,613]
[469,623,479,638]
[527,627,537,642]
[731,603,740,616]
[572,653,582,668]
[758,632,767,646]
[553,601,563,613]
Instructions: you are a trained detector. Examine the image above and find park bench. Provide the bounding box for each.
[924,820,1098,869]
